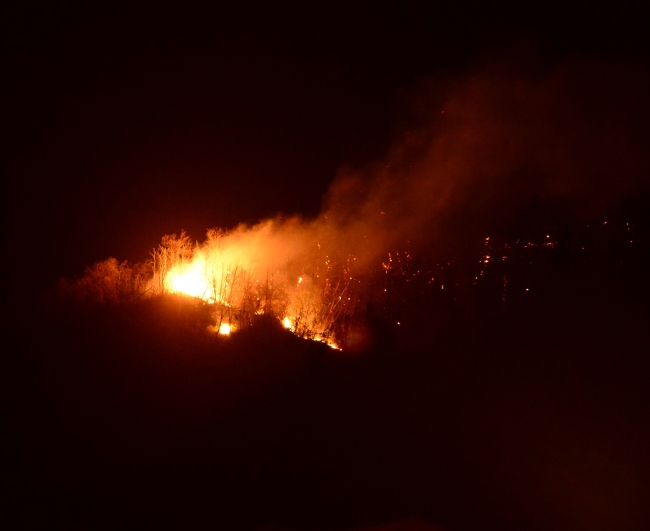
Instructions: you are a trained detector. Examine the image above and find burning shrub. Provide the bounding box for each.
[60,257,150,304]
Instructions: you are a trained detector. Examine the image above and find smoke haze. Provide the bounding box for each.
[200,55,650,270]
[323,56,649,257]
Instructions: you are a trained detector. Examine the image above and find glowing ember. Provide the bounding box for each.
[219,322,231,335]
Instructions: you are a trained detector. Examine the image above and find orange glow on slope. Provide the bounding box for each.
[313,335,341,350]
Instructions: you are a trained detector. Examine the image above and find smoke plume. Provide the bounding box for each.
[79,54,650,341]
[167,53,650,290]
[319,55,650,262]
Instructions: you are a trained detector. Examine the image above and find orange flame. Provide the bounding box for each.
[152,222,354,350]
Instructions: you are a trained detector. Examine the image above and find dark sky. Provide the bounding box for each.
[5,1,648,298]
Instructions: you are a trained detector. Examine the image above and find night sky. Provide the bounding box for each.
[6,1,648,299]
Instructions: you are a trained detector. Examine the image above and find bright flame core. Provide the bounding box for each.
[167,255,211,299]
[219,322,231,335]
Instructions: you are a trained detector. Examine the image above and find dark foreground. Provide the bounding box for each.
[4,281,650,531]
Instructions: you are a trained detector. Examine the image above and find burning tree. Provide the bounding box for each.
[151,230,193,294]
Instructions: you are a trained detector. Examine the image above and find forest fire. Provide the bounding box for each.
[150,226,348,349]
[61,214,645,356]
[49,57,650,361]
